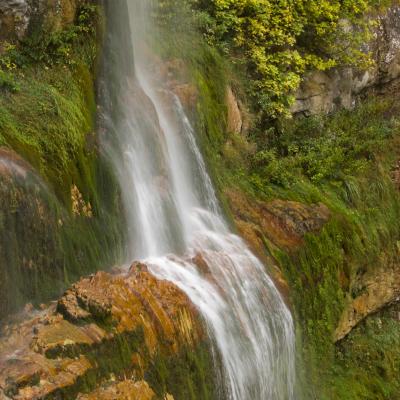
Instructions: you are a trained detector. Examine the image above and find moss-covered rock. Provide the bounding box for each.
[0,264,216,399]
[0,0,88,43]
[0,1,124,321]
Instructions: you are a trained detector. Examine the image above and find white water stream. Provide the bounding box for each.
[103,1,296,398]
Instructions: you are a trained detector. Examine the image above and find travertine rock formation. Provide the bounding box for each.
[0,263,212,399]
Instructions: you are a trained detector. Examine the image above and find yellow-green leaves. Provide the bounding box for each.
[196,0,381,117]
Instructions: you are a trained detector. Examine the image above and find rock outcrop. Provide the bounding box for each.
[225,189,331,300]
[226,189,331,253]
[292,6,400,116]
[0,263,212,399]
[0,0,84,44]
[334,263,400,342]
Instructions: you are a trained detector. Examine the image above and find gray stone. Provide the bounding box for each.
[292,6,400,116]
[0,0,30,41]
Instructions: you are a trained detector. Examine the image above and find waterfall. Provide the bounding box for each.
[101,0,296,398]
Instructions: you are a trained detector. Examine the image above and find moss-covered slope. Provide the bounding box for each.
[0,2,124,320]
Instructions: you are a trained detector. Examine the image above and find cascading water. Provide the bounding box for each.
[101,0,296,398]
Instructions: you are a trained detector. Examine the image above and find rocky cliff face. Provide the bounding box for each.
[292,6,400,116]
[0,0,83,44]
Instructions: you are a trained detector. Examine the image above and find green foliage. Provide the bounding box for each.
[327,304,400,400]
[251,98,398,190]
[0,4,124,319]
[156,0,390,118]
[0,3,101,204]
[198,0,386,117]
[0,64,97,204]
[151,2,400,396]
[0,4,99,68]
[0,70,19,93]
[244,98,400,397]
[190,56,400,395]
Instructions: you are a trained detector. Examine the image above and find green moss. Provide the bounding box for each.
[326,303,400,400]
[146,342,217,400]
[0,5,124,320]
[0,64,94,206]
[176,38,400,397]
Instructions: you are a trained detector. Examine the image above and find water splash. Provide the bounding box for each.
[102,0,296,398]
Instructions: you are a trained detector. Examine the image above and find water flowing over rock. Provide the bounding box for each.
[99,1,296,398]
[0,265,208,399]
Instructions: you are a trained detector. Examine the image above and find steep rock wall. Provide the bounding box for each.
[292,6,400,116]
[0,0,84,43]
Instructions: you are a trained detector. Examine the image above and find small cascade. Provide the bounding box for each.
[101,0,296,398]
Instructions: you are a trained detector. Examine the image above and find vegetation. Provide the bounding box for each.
[329,303,400,399]
[149,2,400,395]
[0,4,124,319]
[158,0,391,118]
[1,0,399,398]
[162,17,400,394]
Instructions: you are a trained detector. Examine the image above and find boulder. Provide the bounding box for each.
[0,264,212,399]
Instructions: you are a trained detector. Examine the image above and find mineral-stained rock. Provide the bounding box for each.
[77,380,155,400]
[0,265,209,399]
[226,189,331,252]
[225,189,331,304]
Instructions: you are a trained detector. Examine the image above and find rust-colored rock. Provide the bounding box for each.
[77,380,155,400]
[0,265,205,399]
[225,189,331,304]
[226,189,331,252]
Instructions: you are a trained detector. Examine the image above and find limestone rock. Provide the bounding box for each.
[292,6,400,116]
[0,0,30,41]
[0,265,206,399]
[334,264,400,342]
[0,0,85,43]
[77,380,155,400]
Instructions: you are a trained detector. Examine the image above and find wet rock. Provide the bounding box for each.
[0,148,65,321]
[172,83,198,112]
[226,189,331,252]
[0,266,207,399]
[77,380,155,400]
[225,189,330,304]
